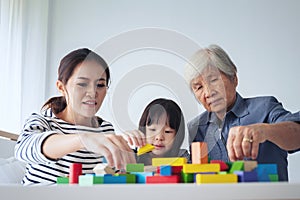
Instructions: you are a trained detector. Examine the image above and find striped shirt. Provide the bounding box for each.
[14,109,114,185]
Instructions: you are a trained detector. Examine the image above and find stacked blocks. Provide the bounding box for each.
[57,142,279,185]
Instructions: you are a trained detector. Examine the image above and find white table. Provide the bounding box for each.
[0,182,299,200]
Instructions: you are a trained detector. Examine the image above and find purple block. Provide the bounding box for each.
[234,171,258,182]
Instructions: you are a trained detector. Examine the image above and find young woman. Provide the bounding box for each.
[122,98,189,165]
[15,48,135,185]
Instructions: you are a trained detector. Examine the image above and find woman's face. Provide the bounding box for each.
[191,66,237,119]
[145,114,176,157]
[57,60,107,125]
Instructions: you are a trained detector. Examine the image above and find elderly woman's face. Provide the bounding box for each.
[191,67,237,118]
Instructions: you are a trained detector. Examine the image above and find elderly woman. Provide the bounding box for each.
[184,44,300,181]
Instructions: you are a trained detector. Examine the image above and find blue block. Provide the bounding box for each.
[160,165,172,176]
[104,175,126,184]
[257,164,277,174]
[234,171,258,182]
[130,172,154,183]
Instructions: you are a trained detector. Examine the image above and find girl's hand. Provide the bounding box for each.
[79,133,136,170]
[121,130,146,148]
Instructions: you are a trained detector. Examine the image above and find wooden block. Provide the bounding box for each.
[268,174,279,182]
[159,165,172,176]
[115,174,136,183]
[172,166,183,174]
[183,164,220,173]
[137,144,155,156]
[79,175,104,185]
[126,163,144,172]
[196,174,238,184]
[210,160,228,171]
[130,172,154,183]
[69,163,82,184]
[244,161,258,172]
[191,142,208,164]
[93,163,115,175]
[104,175,126,184]
[57,176,69,184]
[234,171,257,182]
[152,157,187,166]
[229,161,244,173]
[146,175,179,183]
[144,165,158,173]
[181,172,194,183]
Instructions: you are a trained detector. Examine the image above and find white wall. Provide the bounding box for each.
[44,0,300,181]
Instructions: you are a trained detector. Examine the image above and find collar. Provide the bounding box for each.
[198,92,249,126]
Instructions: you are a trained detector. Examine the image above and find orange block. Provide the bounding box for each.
[191,142,208,164]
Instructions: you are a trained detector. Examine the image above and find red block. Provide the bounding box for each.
[146,175,180,184]
[172,166,183,174]
[69,163,82,184]
[210,160,228,171]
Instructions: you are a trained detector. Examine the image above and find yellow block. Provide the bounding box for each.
[183,164,220,173]
[196,174,238,184]
[137,144,155,156]
[152,157,187,166]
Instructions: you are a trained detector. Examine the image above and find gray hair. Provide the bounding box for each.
[184,44,237,86]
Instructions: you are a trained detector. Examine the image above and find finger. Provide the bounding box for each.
[251,135,259,159]
[133,130,146,147]
[226,131,237,161]
[121,132,134,146]
[100,146,115,168]
[241,134,252,158]
[233,134,244,160]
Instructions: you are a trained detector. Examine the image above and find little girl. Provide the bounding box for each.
[122,98,189,165]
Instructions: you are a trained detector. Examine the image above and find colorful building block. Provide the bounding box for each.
[210,160,228,171]
[243,161,258,172]
[137,144,155,156]
[79,175,104,185]
[172,166,183,174]
[183,164,220,173]
[103,175,126,184]
[181,172,194,183]
[57,176,69,184]
[234,171,258,182]
[93,163,115,175]
[159,165,172,176]
[196,174,238,184]
[115,173,136,183]
[229,161,244,173]
[69,163,82,184]
[152,157,187,166]
[126,163,144,172]
[146,175,180,183]
[131,172,154,183]
[191,142,208,164]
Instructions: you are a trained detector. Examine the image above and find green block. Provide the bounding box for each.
[126,163,144,172]
[57,176,69,184]
[218,171,227,174]
[181,172,194,183]
[269,174,279,182]
[229,161,244,173]
[116,174,136,183]
[79,175,104,185]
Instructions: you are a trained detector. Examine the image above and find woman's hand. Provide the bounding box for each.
[79,133,136,170]
[121,130,146,148]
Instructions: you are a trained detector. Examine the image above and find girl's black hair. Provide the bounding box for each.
[137,98,185,164]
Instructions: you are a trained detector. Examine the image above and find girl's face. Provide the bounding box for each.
[145,114,176,157]
[57,60,107,126]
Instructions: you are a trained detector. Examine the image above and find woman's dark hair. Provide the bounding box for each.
[138,98,185,159]
[42,48,110,114]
